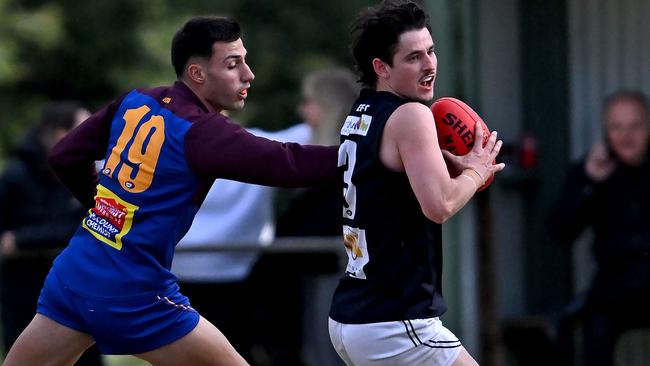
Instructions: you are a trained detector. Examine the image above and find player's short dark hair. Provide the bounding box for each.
[351,0,431,88]
[171,16,241,77]
[603,90,649,120]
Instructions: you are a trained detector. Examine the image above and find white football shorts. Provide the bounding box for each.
[329,317,462,366]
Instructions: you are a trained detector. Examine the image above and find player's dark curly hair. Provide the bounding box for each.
[350,0,431,88]
[171,16,241,77]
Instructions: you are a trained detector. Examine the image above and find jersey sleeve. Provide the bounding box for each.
[48,97,123,208]
[185,116,337,187]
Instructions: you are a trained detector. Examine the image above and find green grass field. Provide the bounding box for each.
[0,355,149,365]
[104,355,150,366]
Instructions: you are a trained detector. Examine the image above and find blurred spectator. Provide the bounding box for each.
[171,120,311,364]
[172,121,311,281]
[547,90,650,366]
[173,67,357,365]
[269,67,357,366]
[276,67,359,236]
[0,101,103,365]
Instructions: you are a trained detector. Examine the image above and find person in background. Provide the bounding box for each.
[172,119,311,364]
[276,67,359,236]
[0,101,103,365]
[173,67,357,365]
[263,67,359,365]
[548,90,650,366]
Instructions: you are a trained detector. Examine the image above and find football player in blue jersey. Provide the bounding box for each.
[4,16,338,366]
[327,1,505,365]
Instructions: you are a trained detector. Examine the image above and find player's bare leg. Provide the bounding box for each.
[134,316,249,366]
[3,314,96,366]
[452,347,479,366]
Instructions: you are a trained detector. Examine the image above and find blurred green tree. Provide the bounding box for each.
[0,0,373,157]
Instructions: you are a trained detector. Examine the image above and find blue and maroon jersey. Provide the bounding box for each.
[49,81,337,297]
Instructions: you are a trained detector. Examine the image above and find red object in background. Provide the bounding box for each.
[519,133,538,170]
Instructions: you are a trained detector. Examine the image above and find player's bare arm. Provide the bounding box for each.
[380,102,502,223]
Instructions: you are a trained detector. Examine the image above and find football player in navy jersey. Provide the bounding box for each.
[4,16,337,366]
[327,1,504,365]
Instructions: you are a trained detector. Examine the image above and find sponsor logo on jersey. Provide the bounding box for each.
[82,184,138,250]
[344,231,363,259]
[342,226,369,279]
[95,197,127,230]
[341,114,372,136]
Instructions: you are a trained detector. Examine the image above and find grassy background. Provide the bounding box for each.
[104,355,149,366]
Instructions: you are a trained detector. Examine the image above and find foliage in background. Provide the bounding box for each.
[0,0,374,157]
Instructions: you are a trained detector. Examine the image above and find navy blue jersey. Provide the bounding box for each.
[329,89,447,324]
[49,82,337,297]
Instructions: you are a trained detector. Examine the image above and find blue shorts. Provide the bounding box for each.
[37,269,200,355]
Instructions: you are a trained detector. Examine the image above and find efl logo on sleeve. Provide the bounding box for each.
[82,185,138,250]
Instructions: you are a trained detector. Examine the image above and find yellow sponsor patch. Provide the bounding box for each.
[82,185,139,250]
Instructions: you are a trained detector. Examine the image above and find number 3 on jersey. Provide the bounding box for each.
[339,140,357,219]
[103,105,165,193]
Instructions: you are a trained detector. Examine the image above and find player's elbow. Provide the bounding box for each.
[422,202,454,224]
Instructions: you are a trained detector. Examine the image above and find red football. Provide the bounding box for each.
[431,97,494,191]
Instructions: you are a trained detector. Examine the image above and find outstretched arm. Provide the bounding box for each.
[185,115,338,188]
